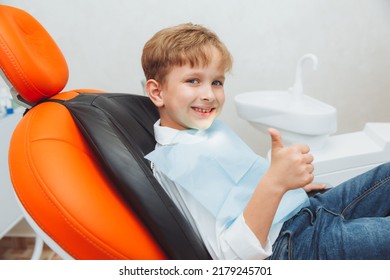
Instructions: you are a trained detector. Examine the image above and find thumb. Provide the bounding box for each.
[268,128,284,150]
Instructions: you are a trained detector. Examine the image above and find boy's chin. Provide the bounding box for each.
[190,120,215,130]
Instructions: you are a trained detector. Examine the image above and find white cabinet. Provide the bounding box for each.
[0,111,23,238]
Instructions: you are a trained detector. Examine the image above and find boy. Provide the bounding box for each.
[142,23,390,259]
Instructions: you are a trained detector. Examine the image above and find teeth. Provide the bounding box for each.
[193,107,212,113]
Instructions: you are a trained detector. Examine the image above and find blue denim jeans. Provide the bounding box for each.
[269,163,390,259]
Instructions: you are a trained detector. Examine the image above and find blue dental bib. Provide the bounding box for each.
[145,119,309,227]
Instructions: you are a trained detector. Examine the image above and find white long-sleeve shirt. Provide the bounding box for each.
[149,120,277,259]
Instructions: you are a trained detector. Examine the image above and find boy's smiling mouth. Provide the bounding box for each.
[192,106,215,114]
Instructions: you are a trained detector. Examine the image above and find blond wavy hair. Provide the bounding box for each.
[142,23,233,83]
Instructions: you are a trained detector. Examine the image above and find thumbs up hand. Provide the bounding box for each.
[266,128,315,192]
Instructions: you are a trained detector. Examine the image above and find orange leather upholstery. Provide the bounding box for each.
[0,5,68,103]
[1,5,210,259]
[9,91,165,259]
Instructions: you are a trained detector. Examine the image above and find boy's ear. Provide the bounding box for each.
[145,79,164,107]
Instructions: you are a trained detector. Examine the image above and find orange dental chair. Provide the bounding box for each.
[0,5,211,260]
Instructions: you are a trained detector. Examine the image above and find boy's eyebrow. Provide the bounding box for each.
[182,70,226,80]
[212,73,226,82]
[216,74,226,80]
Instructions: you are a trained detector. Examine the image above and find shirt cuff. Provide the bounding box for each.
[223,214,272,260]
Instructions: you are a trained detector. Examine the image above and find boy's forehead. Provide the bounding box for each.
[175,59,226,75]
[159,46,229,82]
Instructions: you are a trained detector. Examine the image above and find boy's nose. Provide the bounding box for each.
[200,86,215,101]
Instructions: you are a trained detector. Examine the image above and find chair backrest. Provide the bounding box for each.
[1,4,210,260]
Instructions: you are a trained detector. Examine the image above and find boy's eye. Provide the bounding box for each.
[212,80,223,86]
[186,79,199,84]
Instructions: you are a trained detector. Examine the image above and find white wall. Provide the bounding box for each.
[2,0,390,155]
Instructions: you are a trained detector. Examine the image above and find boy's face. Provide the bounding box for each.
[148,47,226,130]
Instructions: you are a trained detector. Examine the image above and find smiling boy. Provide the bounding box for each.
[142,23,390,260]
[142,23,318,259]
[143,25,229,131]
